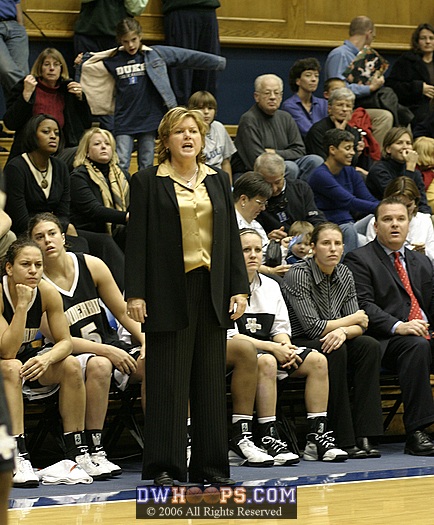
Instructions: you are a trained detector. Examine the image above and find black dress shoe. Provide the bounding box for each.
[355,437,381,458]
[154,471,174,486]
[343,445,368,459]
[405,430,434,456]
[190,476,236,485]
[206,476,236,485]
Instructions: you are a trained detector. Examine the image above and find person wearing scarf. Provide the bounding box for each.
[71,127,130,251]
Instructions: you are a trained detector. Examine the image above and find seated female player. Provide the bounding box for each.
[0,239,107,487]
[29,213,145,476]
[227,228,348,463]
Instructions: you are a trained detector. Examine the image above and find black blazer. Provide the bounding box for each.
[124,165,249,332]
[344,238,434,354]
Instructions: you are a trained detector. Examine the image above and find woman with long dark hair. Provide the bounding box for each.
[4,114,72,236]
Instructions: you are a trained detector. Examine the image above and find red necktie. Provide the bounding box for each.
[393,252,429,338]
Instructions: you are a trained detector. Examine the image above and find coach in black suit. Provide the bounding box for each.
[345,196,434,455]
[125,108,249,485]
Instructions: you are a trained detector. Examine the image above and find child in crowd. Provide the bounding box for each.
[80,18,226,172]
[188,91,236,182]
[286,221,314,264]
[102,18,163,171]
[413,136,434,211]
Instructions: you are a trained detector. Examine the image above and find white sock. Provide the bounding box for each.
[257,416,276,425]
[307,412,327,419]
[232,414,253,424]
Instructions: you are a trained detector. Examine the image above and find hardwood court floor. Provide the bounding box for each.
[8,476,434,525]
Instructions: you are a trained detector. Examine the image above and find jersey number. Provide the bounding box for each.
[80,322,102,343]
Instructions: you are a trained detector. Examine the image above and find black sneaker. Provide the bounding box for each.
[304,431,348,462]
[256,422,300,466]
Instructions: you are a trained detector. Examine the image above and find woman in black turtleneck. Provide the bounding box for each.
[71,128,130,251]
[366,127,432,214]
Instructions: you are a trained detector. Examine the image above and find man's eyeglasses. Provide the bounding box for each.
[258,90,283,98]
[255,199,268,208]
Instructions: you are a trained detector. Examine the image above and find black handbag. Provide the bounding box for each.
[264,240,281,267]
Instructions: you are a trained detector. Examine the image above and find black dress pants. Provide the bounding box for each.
[293,335,383,448]
[143,268,229,482]
[382,335,434,433]
[163,8,220,105]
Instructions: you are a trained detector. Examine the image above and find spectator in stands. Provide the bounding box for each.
[305,88,364,169]
[4,47,92,167]
[253,152,326,241]
[345,198,434,456]
[323,79,381,171]
[162,0,221,105]
[0,239,108,487]
[308,129,378,253]
[283,222,383,457]
[233,171,291,277]
[188,90,236,181]
[29,212,146,478]
[366,127,432,213]
[323,77,346,99]
[285,221,314,265]
[4,115,73,237]
[282,58,328,138]
[71,127,129,252]
[228,228,348,463]
[324,15,393,148]
[73,1,148,132]
[74,0,148,56]
[386,23,434,127]
[366,176,434,264]
[125,107,249,486]
[413,136,434,211]
[232,74,323,181]
[0,0,29,104]
[81,18,226,172]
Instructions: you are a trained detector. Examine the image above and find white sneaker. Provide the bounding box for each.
[229,435,274,467]
[304,431,348,462]
[75,452,110,480]
[13,456,39,488]
[91,450,122,476]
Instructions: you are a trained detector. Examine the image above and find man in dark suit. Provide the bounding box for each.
[344,196,434,455]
